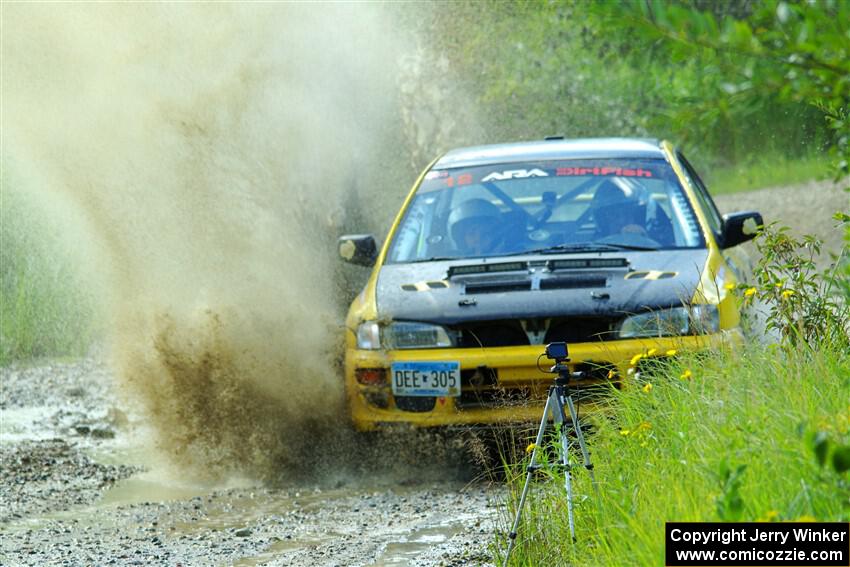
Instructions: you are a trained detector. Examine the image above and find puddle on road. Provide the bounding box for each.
[229,514,477,567]
[2,397,495,565]
[230,537,338,567]
[0,406,61,442]
[99,473,213,506]
[373,523,466,566]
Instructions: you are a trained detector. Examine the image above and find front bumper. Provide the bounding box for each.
[345,331,742,431]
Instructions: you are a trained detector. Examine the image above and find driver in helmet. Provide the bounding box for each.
[591,180,649,239]
[448,198,503,256]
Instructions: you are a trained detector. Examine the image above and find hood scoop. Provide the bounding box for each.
[464,278,531,294]
[540,274,608,290]
[461,273,608,295]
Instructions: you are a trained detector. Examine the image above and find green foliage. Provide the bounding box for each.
[705,151,830,194]
[0,186,95,364]
[591,0,850,173]
[733,222,850,350]
[426,0,838,178]
[498,344,850,566]
[428,1,652,143]
[716,459,747,522]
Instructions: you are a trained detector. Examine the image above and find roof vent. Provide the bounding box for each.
[544,135,564,141]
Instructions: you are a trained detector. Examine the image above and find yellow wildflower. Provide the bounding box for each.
[620,429,631,436]
[525,443,536,454]
[642,383,653,393]
[637,421,651,431]
[744,287,757,297]
[647,348,658,356]
[781,289,795,300]
[724,282,736,291]
[630,353,643,366]
[763,510,779,522]
[666,349,677,356]
[680,369,693,380]
[607,369,617,380]
[796,515,816,522]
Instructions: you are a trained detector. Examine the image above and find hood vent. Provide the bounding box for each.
[540,274,608,290]
[448,261,527,278]
[548,258,628,270]
[464,279,531,294]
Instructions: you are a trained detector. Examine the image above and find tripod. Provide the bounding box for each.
[504,355,598,563]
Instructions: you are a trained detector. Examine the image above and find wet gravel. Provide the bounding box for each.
[1,360,139,524]
[3,483,496,566]
[0,439,139,523]
[0,360,500,566]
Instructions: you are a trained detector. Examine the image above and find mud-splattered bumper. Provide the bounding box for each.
[345,330,743,431]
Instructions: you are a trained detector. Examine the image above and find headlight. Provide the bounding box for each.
[356,321,455,350]
[386,322,454,349]
[357,321,381,350]
[618,305,719,338]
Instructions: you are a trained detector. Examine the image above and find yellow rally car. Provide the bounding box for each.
[338,138,762,431]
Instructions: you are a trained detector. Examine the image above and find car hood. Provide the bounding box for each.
[376,250,710,325]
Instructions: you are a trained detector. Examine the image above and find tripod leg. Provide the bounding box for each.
[505,392,553,563]
[565,395,599,497]
[553,389,576,540]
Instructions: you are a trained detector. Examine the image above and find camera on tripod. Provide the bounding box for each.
[505,340,598,560]
[545,341,584,383]
[544,341,569,362]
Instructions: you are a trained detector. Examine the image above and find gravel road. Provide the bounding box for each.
[714,177,848,260]
[1,179,846,567]
[0,360,501,566]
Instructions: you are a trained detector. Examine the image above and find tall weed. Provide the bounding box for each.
[0,186,94,364]
[737,222,849,351]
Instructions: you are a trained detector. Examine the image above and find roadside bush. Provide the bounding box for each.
[738,222,850,351]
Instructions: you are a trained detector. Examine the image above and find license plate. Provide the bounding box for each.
[391,361,461,397]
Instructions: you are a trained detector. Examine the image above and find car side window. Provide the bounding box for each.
[677,153,724,239]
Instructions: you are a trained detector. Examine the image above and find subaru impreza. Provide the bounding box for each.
[338,138,761,430]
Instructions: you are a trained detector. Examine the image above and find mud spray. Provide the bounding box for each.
[3,4,481,481]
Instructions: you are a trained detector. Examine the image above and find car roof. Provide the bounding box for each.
[433,137,666,169]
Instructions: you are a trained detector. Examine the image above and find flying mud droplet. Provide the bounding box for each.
[116,309,341,480]
[3,3,468,480]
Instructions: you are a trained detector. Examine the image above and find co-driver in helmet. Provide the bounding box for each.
[591,180,650,239]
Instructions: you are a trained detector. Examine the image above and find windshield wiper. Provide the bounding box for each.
[405,241,658,263]
[589,242,660,251]
[523,242,658,255]
[521,243,616,255]
[406,256,461,263]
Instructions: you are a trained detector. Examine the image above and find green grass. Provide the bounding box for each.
[496,345,850,566]
[0,186,95,365]
[704,153,832,195]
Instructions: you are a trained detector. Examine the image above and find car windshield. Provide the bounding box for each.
[387,158,705,263]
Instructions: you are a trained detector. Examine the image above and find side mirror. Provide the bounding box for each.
[721,211,763,248]
[338,234,378,266]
